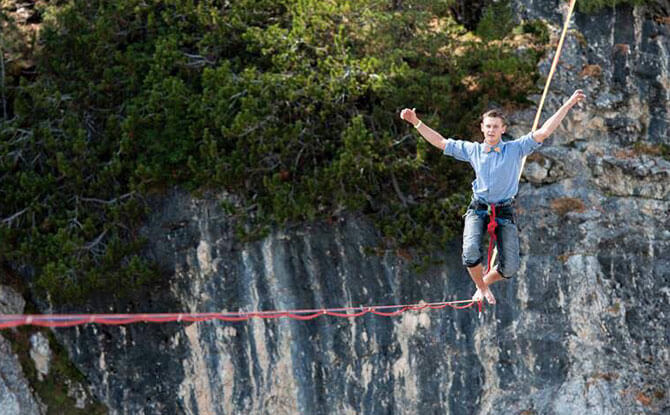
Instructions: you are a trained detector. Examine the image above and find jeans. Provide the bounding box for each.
[461,200,520,278]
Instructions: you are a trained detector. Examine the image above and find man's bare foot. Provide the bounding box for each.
[472,288,483,302]
[472,286,496,305]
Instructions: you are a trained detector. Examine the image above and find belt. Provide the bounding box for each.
[470,198,515,211]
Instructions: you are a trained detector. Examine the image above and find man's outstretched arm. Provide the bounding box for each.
[533,89,586,143]
[400,108,447,151]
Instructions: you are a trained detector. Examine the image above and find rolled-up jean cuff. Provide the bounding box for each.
[496,266,512,279]
[464,258,482,268]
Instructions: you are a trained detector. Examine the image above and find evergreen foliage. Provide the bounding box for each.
[578,0,649,13]
[1,0,550,304]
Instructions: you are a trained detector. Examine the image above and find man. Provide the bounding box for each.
[400,90,585,304]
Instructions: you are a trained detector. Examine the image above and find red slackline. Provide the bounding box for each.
[0,299,482,329]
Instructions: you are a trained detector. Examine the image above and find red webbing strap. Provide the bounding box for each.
[486,203,497,273]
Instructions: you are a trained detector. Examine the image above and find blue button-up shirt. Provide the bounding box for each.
[443,133,541,203]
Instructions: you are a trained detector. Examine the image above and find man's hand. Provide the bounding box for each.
[399,107,446,150]
[400,107,419,126]
[534,89,587,142]
[567,89,586,107]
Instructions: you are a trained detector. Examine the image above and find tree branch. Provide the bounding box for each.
[2,208,28,226]
[80,229,108,252]
[78,192,135,205]
[0,36,6,120]
[391,170,410,207]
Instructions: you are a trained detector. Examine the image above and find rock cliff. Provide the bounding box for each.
[0,286,43,415]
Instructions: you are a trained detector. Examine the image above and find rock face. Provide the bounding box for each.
[28,332,51,381]
[55,191,483,414]
[46,1,669,414]
[0,286,25,316]
[0,286,44,415]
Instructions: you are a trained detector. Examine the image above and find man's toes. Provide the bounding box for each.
[472,289,483,301]
[485,291,496,305]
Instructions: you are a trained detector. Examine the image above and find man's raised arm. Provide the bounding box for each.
[400,108,447,151]
[533,89,586,143]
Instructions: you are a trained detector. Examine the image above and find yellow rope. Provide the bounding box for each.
[489,0,577,271]
[530,0,578,134]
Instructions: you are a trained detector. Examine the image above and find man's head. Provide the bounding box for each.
[480,109,507,145]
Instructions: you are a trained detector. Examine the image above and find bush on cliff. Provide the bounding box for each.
[1,0,548,303]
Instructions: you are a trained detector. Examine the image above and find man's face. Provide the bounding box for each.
[480,116,506,144]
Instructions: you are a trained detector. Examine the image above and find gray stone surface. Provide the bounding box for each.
[0,285,25,315]
[29,332,51,381]
[0,334,44,415]
[44,1,670,414]
[0,285,43,415]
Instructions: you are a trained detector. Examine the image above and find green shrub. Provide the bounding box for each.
[1,0,552,304]
[578,0,649,13]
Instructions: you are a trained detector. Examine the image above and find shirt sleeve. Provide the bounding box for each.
[513,132,542,157]
[443,138,476,162]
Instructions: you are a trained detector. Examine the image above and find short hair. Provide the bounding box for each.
[481,109,507,126]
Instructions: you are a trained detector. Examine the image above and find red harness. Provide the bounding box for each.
[486,203,497,273]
